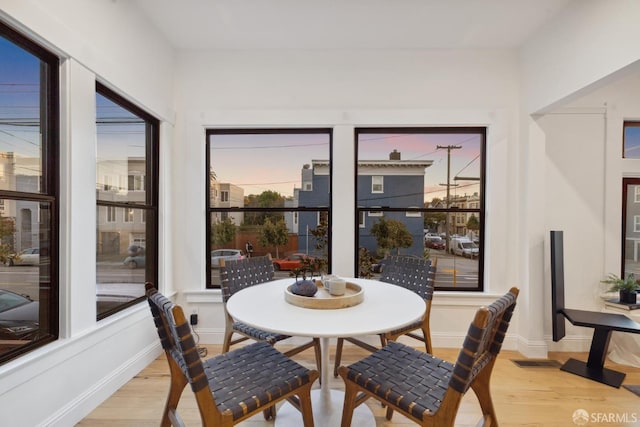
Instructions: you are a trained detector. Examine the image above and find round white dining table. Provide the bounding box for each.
[226,277,426,427]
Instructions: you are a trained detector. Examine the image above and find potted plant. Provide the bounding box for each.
[601,273,639,304]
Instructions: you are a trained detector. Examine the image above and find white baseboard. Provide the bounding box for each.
[43,342,162,427]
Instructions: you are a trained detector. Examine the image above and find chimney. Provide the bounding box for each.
[389,149,401,160]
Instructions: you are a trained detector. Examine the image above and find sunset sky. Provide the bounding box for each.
[209,131,482,202]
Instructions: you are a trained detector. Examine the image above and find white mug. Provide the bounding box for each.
[328,278,346,296]
[322,274,336,291]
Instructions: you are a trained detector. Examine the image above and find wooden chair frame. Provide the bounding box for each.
[338,287,519,427]
[145,283,319,427]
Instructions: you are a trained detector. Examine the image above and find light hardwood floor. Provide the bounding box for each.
[78,344,640,427]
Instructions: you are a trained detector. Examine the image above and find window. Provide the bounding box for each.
[0,22,59,363]
[206,129,332,288]
[623,121,640,159]
[371,176,384,193]
[106,206,116,223]
[406,207,421,217]
[103,175,115,191]
[124,208,134,223]
[622,178,640,277]
[356,128,485,291]
[221,190,229,202]
[96,83,158,319]
[128,173,144,191]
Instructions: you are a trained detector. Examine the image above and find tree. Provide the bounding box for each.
[467,214,480,232]
[243,190,285,226]
[424,211,446,232]
[357,247,375,278]
[0,215,15,264]
[211,217,236,247]
[258,217,289,258]
[370,216,413,256]
[308,218,329,274]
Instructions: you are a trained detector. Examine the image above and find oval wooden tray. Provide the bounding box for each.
[284,280,364,309]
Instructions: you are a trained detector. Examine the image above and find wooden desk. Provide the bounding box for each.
[226,277,425,427]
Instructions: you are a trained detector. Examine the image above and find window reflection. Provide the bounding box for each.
[0,25,58,362]
[96,205,147,315]
[96,84,157,318]
[0,37,43,194]
[0,200,53,354]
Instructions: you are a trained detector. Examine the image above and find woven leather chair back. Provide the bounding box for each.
[146,283,209,393]
[220,256,274,303]
[379,255,434,301]
[449,287,518,394]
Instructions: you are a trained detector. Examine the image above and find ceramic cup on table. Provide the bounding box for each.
[328,277,346,296]
[321,274,336,292]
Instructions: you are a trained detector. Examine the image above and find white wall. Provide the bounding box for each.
[172,48,524,350]
[521,0,640,114]
[535,70,640,350]
[516,0,640,356]
[0,1,175,426]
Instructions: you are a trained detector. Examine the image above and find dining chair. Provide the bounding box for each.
[145,283,319,427]
[337,287,519,427]
[333,255,435,377]
[220,256,322,375]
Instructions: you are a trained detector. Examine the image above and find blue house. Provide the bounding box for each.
[296,150,432,258]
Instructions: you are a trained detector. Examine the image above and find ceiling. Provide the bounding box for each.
[132,0,572,50]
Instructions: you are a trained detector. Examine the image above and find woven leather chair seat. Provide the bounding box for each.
[204,341,315,421]
[344,341,453,419]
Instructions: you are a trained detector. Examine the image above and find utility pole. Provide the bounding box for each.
[437,145,462,252]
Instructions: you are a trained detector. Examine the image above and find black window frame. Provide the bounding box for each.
[354,127,486,291]
[0,21,60,364]
[205,128,333,289]
[95,82,159,319]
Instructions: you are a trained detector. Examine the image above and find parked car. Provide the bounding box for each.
[449,237,479,258]
[272,253,315,271]
[123,245,146,269]
[123,254,145,269]
[6,248,39,266]
[424,235,445,250]
[0,289,39,340]
[210,249,245,268]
